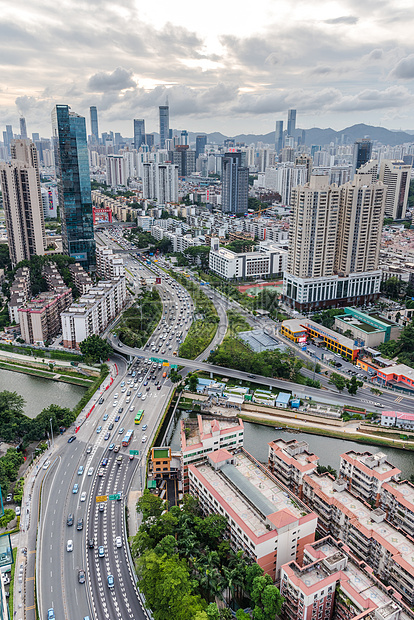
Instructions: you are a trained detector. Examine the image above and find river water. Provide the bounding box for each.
[0,368,86,418]
[169,413,414,480]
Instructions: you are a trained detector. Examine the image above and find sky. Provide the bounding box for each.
[2,0,414,138]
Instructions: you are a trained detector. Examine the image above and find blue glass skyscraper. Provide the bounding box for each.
[90,106,99,143]
[52,105,96,270]
[159,104,169,148]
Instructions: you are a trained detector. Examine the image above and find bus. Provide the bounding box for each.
[134,410,144,425]
[122,430,134,447]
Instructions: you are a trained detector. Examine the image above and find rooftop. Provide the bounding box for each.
[181,414,242,450]
[342,451,400,477]
[192,450,309,538]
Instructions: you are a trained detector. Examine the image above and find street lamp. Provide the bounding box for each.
[49,418,54,448]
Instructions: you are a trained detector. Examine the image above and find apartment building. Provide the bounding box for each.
[8,267,30,324]
[43,262,67,293]
[301,473,414,606]
[339,451,401,506]
[95,246,125,280]
[379,479,414,539]
[381,410,414,430]
[379,160,411,220]
[18,289,72,345]
[281,536,414,620]
[180,414,244,492]
[268,439,319,499]
[189,448,318,580]
[61,278,126,349]
[68,263,93,294]
[209,237,287,280]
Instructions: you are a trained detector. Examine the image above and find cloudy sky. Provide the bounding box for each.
[1,0,414,138]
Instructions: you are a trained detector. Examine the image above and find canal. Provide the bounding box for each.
[0,368,86,418]
[169,412,414,480]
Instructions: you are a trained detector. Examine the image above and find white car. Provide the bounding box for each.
[80,492,87,502]
[67,540,73,552]
[141,395,147,401]
[142,435,148,443]
[43,461,50,470]
[115,536,122,548]
[88,467,94,476]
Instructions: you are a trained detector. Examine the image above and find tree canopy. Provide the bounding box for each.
[79,335,112,364]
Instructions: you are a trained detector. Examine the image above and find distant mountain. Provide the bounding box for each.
[187,124,414,147]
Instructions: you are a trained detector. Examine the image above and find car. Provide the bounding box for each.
[114,444,120,453]
[108,423,114,430]
[121,387,126,393]
[115,415,120,422]
[103,413,109,421]
[120,381,125,387]
[72,484,79,494]
[98,545,105,558]
[146,386,150,391]
[80,492,87,502]
[115,536,122,548]
[15,506,20,516]
[99,502,105,512]
[98,469,104,477]
[88,538,94,549]
[142,394,147,401]
[129,454,134,461]
[144,381,148,386]
[157,385,161,390]
[114,393,119,399]
[247,374,256,379]
[137,393,142,398]
[104,433,110,441]
[96,426,102,433]
[68,435,76,443]
[43,460,50,470]
[67,539,73,552]
[102,458,109,466]
[112,401,117,407]
[108,443,115,451]
[78,569,86,584]
[67,513,74,526]
[107,574,115,588]
[142,424,148,431]
[98,397,104,404]
[118,427,125,435]
[77,518,84,531]
[86,445,92,454]
[142,435,148,443]
[47,609,55,619]
[87,466,94,476]
[118,407,123,414]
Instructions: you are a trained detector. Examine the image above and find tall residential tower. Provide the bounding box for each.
[52,105,96,270]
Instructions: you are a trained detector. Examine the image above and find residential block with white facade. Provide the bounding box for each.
[209,237,287,280]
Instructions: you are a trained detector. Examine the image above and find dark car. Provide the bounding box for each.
[108,423,114,430]
[98,397,104,404]
[146,386,150,391]
[102,458,109,467]
[78,569,86,584]
[247,374,256,379]
[67,513,74,526]
[104,433,110,441]
[88,538,94,549]
[115,415,120,422]
[67,435,76,443]
[118,407,123,414]
[77,518,84,531]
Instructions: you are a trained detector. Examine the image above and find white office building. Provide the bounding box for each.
[209,237,287,280]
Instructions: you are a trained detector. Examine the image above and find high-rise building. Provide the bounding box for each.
[275,120,283,153]
[145,134,154,148]
[169,145,196,177]
[0,139,46,267]
[19,118,27,139]
[352,138,372,176]
[221,152,249,214]
[287,109,296,137]
[106,154,127,187]
[195,134,207,159]
[90,106,99,143]
[143,162,178,204]
[180,130,188,146]
[52,105,96,270]
[379,159,411,220]
[159,104,169,149]
[295,154,312,182]
[5,125,13,147]
[133,119,145,150]
[284,173,385,310]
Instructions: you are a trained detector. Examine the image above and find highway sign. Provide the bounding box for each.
[129,450,140,456]
[96,495,107,503]
[150,357,163,363]
[171,364,178,369]
[109,494,121,501]
[162,362,169,367]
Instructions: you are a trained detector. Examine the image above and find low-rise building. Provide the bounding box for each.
[339,450,401,506]
[189,448,318,580]
[209,237,287,280]
[281,318,360,361]
[281,536,414,620]
[18,289,72,345]
[334,308,401,348]
[381,410,414,430]
[149,447,181,480]
[61,278,126,349]
[180,414,244,493]
[68,263,93,294]
[268,439,319,499]
[95,246,125,280]
[376,364,414,392]
[301,472,414,606]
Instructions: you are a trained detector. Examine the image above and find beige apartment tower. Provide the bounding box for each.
[0,139,45,267]
[379,159,411,220]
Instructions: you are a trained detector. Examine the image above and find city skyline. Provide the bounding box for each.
[2,0,414,136]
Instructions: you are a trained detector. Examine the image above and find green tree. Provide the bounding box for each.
[347,375,363,395]
[317,464,337,478]
[381,277,406,299]
[169,369,182,383]
[328,372,347,392]
[251,575,284,620]
[188,373,199,392]
[136,489,165,520]
[236,610,251,620]
[0,508,15,528]
[79,335,112,363]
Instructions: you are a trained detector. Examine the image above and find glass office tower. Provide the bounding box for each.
[52,105,96,270]
[159,104,169,149]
